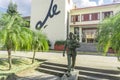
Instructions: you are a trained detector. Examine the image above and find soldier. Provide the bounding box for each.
[63,32,80,76]
[71,34,80,70]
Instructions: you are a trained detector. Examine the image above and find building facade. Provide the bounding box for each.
[31,0,73,48]
[70,3,120,43]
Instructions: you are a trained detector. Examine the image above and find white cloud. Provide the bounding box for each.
[14,0,31,16]
[73,0,97,8]
[0,0,31,16]
[73,0,114,8]
[98,0,104,5]
[0,0,9,9]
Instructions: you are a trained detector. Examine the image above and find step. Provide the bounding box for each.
[40,64,67,72]
[43,61,67,67]
[75,66,120,75]
[78,74,102,80]
[39,64,120,80]
[79,70,120,80]
[43,62,120,75]
[36,67,64,77]
[38,62,120,80]
[77,43,98,52]
[37,67,100,80]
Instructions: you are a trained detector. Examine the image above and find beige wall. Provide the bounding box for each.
[70,3,120,43]
[70,3,120,26]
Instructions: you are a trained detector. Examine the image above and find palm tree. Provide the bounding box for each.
[0,1,32,70]
[98,12,120,61]
[32,31,49,64]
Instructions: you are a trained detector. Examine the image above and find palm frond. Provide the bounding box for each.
[98,12,120,58]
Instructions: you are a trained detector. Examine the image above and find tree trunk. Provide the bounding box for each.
[117,54,120,61]
[32,50,36,64]
[7,48,12,70]
[116,51,120,61]
[118,57,120,61]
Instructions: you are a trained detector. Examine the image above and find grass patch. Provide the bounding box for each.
[0,55,42,79]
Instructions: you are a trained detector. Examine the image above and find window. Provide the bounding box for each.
[82,13,100,21]
[102,11,113,19]
[82,14,90,21]
[91,13,100,20]
[71,15,80,22]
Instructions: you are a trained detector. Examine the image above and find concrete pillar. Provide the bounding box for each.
[100,12,103,21]
[79,27,82,42]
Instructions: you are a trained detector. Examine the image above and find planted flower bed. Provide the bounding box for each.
[54,40,65,51]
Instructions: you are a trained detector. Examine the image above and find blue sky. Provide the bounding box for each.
[0,0,117,17]
[73,0,113,7]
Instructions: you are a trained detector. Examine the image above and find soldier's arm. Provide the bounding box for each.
[63,40,67,56]
[76,41,80,47]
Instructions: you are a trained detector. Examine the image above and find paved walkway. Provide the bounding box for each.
[3,51,119,70]
[0,51,120,80]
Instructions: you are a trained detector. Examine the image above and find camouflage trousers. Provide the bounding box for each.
[67,50,77,72]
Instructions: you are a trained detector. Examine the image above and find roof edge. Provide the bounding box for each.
[71,3,120,11]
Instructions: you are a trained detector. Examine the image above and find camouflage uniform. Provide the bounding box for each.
[63,32,80,73]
